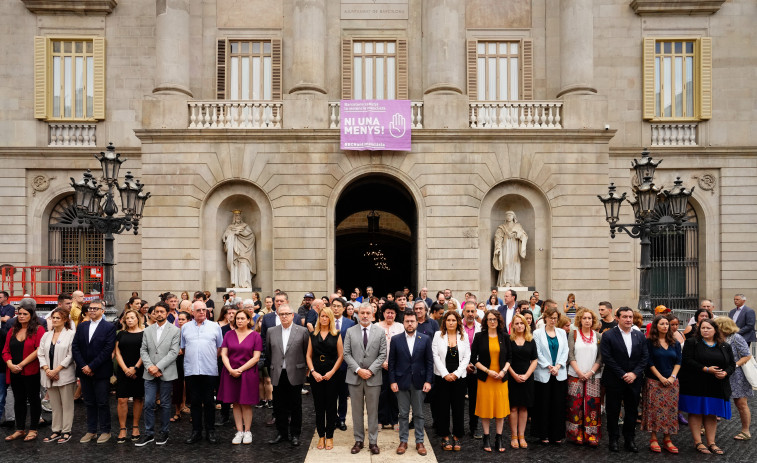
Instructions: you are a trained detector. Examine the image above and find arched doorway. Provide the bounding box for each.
[335,175,417,297]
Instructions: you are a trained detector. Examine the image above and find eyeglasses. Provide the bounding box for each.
[88,306,102,311]
[279,313,293,317]
[486,318,498,323]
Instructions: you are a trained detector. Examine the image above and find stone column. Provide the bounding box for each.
[421,0,468,129]
[284,0,328,128]
[558,0,606,129]
[153,0,192,97]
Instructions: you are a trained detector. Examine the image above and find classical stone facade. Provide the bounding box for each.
[0,0,755,311]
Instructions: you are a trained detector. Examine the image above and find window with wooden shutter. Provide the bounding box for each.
[34,36,105,121]
[643,37,711,121]
[216,38,282,101]
[342,38,407,100]
[467,38,533,101]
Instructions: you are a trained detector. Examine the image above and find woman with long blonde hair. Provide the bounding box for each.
[114,308,145,443]
[566,307,603,447]
[507,313,537,449]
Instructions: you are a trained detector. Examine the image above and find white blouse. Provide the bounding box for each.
[568,331,601,378]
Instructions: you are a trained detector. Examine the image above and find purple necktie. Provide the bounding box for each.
[363,327,368,348]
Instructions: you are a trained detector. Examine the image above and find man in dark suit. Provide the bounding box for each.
[730,294,755,346]
[331,296,355,430]
[389,309,433,456]
[265,303,310,446]
[497,289,517,334]
[71,298,117,444]
[600,306,649,453]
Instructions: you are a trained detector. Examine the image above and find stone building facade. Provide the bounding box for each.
[0,0,755,311]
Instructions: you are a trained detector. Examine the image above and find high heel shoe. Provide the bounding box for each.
[495,434,505,452]
[325,438,334,450]
[317,437,325,449]
[482,434,491,452]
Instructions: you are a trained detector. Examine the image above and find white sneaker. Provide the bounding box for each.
[232,431,243,445]
[242,431,252,444]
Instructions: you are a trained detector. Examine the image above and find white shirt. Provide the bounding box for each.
[405,332,416,356]
[504,304,516,329]
[619,326,633,357]
[88,317,102,342]
[155,322,166,343]
[732,306,744,323]
[281,324,292,369]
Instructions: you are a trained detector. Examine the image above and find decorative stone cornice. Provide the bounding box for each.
[630,0,726,16]
[22,0,117,15]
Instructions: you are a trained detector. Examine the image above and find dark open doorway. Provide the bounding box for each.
[335,175,417,297]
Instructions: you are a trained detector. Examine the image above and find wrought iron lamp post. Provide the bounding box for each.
[597,149,694,312]
[70,143,150,311]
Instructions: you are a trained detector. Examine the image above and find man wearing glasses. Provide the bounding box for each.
[181,301,223,444]
[72,299,117,443]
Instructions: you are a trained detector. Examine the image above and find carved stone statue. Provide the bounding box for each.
[222,210,256,288]
[492,210,528,287]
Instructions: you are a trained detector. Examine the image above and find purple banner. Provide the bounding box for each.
[340,100,411,151]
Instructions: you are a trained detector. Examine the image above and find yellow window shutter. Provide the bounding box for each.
[271,38,282,100]
[216,39,227,100]
[697,37,712,120]
[34,36,48,120]
[397,39,408,100]
[92,37,106,120]
[521,38,533,100]
[342,39,352,99]
[642,37,656,120]
[466,40,477,100]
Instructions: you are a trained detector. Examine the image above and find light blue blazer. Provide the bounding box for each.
[532,327,569,383]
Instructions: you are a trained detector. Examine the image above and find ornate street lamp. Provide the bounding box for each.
[597,149,694,312]
[70,143,151,312]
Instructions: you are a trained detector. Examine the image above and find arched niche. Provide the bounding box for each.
[479,180,552,297]
[201,181,273,294]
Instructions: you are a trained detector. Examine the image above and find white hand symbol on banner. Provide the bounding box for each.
[389,113,406,138]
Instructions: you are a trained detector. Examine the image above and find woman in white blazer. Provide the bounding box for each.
[531,305,569,444]
[431,310,471,451]
[37,308,77,443]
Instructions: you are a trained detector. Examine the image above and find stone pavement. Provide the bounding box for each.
[1,387,755,463]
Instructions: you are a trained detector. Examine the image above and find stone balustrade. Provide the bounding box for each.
[328,102,424,129]
[469,101,563,129]
[651,123,698,146]
[48,123,97,146]
[188,101,282,128]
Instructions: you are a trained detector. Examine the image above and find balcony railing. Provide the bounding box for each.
[188,101,282,128]
[651,123,698,146]
[48,123,97,146]
[328,102,424,129]
[469,101,563,129]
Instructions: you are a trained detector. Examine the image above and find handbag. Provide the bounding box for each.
[742,356,757,388]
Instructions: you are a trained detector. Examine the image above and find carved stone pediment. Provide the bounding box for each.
[630,0,726,15]
[22,0,117,15]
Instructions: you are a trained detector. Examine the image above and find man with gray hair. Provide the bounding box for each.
[730,294,755,346]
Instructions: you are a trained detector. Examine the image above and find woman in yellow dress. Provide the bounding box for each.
[471,309,511,453]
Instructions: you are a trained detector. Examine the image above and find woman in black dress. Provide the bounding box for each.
[507,313,537,449]
[115,308,145,443]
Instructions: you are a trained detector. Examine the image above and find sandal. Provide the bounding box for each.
[5,430,26,441]
[452,438,461,451]
[708,443,724,455]
[43,432,62,443]
[695,442,711,454]
[663,437,678,454]
[734,431,752,441]
[23,430,38,441]
[519,435,528,449]
[57,433,72,444]
[441,437,453,451]
[511,435,519,449]
[181,406,191,414]
[170,414,181,422]
[131,425,141,442]
[317,437,325,450]
[117,427,128,444]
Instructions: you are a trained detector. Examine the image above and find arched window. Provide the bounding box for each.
[650,201,698,310]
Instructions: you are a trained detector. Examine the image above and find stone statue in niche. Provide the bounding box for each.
[492,210,528,287]
[222,210,256,288]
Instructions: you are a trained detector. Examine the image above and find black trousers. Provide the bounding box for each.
[531,376,567,442]
[334,369,348,422]
[465,372,479,433]
[310,374,339,438]
[434,375,466,438]
[186,375,217,432]
[10,373,41,431]
[605,382,640,441]
[273,369,303,438]
[80,374,111,434]
[378,368,398,425]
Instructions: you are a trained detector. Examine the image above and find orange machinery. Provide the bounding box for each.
[1,265,104,308]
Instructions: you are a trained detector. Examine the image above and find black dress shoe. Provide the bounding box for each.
[624,440,639,453]
[206,431,218,444]
[214,419,229,427]
[184,432,202,444]
[290,436,300,446]
[268,434,286,445]
[609,440,619,452]
[339,422,347,431]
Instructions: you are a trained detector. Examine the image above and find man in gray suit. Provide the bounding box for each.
[137,302,181,446]
[344,302,387,455]
[266,303,310,447]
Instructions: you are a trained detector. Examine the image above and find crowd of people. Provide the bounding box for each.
[0,287,754,458]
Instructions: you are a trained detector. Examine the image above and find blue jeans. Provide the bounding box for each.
[0,373,6,422]
[143,378,173,435]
